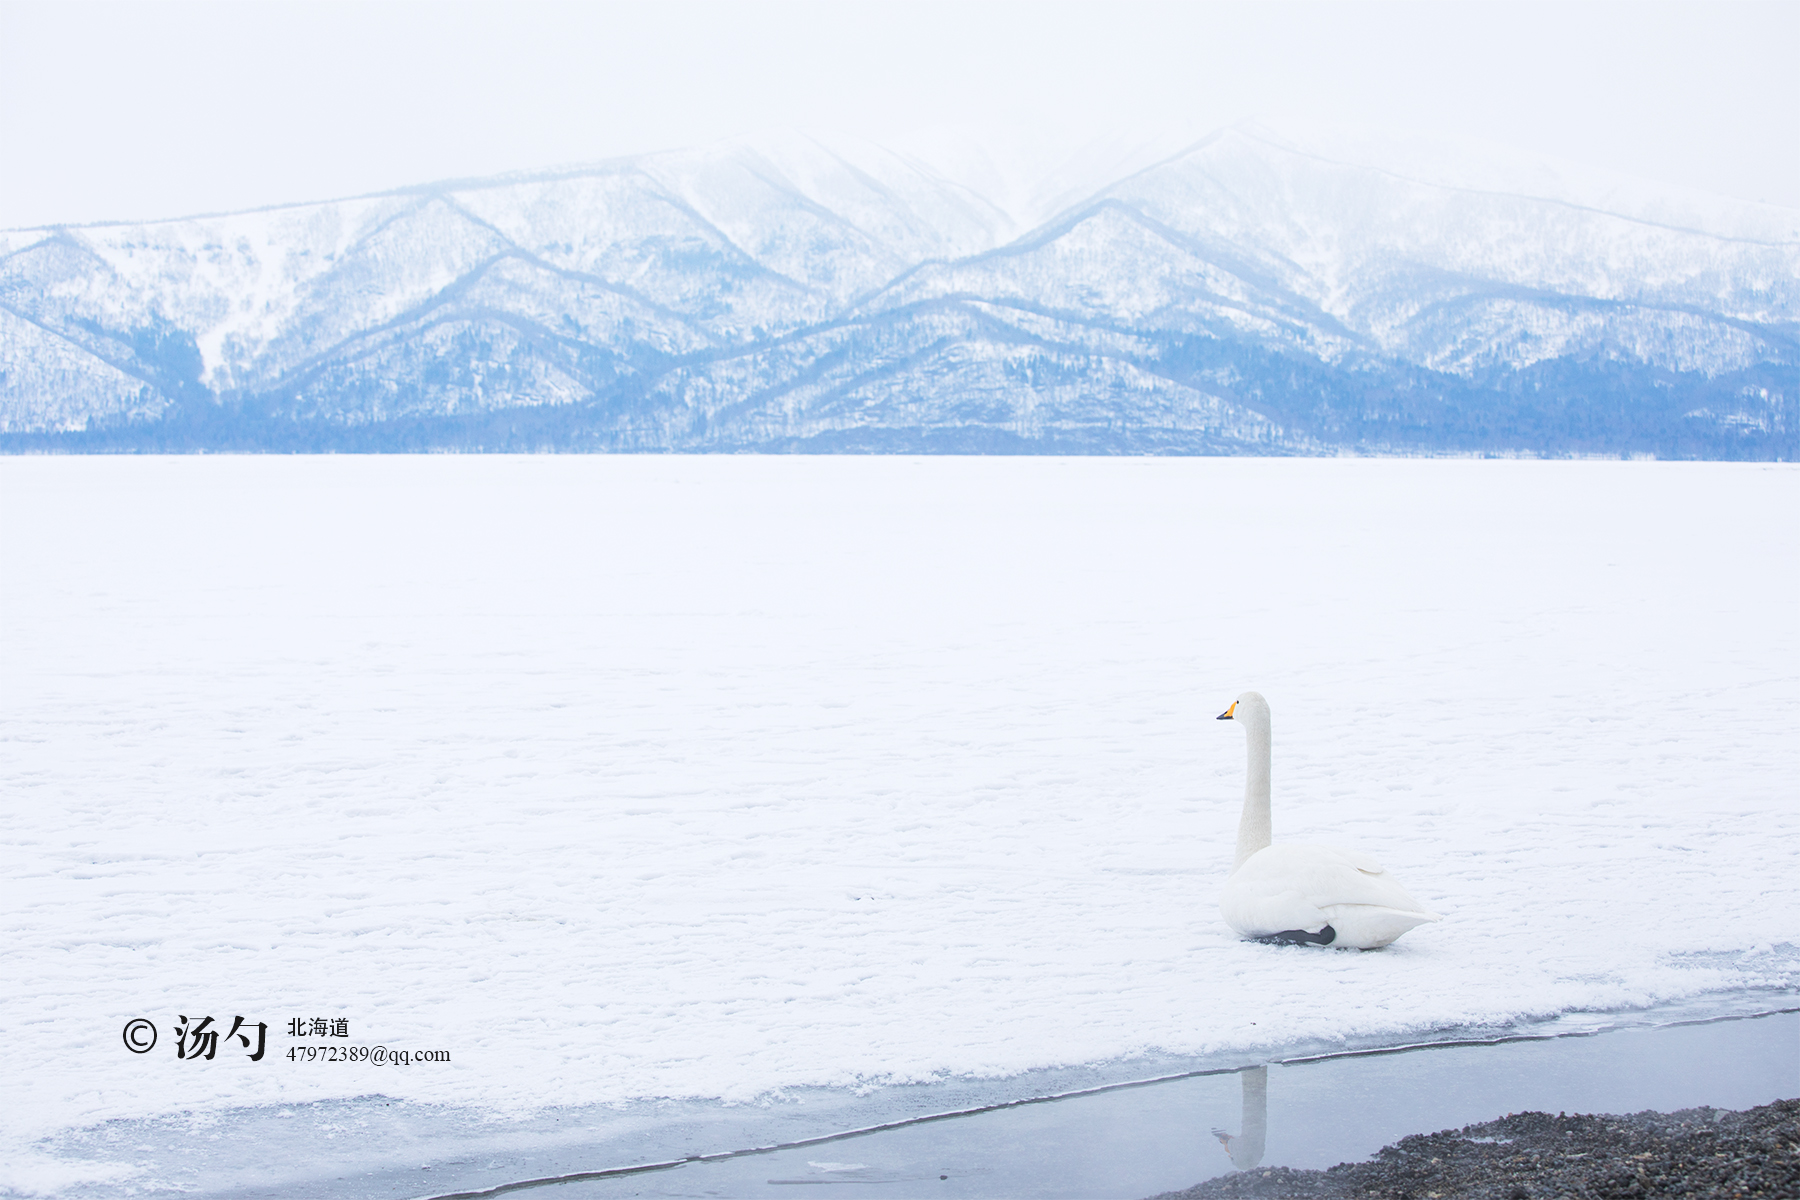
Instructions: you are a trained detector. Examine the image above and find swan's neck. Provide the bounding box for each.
[1233,719,1271,872]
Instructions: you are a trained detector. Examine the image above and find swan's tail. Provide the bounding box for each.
[1321,903,1441,949]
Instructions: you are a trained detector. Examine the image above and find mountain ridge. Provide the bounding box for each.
[2,125,1792,457]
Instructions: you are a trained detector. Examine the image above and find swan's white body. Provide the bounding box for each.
[1217,692,1440,950]
[1220,842,1441,949]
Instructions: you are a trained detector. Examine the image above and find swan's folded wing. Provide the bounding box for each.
[1329,846,1388,875]
[1218,884,1330,938]
[1256,844,1436,916]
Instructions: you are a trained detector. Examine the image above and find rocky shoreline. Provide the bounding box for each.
[1147,1099,1799,1199]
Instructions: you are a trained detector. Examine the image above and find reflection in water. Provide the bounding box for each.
[1210,1066,1267,1170]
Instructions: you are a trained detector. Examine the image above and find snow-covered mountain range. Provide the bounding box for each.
[2,125,1794,456]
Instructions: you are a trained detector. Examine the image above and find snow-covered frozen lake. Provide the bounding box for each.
[3,455,1796,1195]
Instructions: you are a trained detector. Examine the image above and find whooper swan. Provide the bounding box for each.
[1216,691,1440,949]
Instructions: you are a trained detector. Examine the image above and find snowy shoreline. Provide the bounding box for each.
[3,455,1796,1191]
[25,997,1798,1200]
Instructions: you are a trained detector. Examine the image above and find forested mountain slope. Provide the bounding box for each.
[3,127,1792,456]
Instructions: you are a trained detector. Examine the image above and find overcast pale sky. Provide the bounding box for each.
[2,0,1795,228]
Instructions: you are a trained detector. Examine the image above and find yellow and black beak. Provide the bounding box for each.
[1216,701,1238,721]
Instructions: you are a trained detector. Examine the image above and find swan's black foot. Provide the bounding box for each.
[1255,924,1336,946]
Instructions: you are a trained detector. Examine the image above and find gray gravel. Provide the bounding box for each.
[1147,1099,1800,1200]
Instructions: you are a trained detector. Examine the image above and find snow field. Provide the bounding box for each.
[1,455,1795,1173]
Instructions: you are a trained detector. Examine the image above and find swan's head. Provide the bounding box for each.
[1216,691,1270,730]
